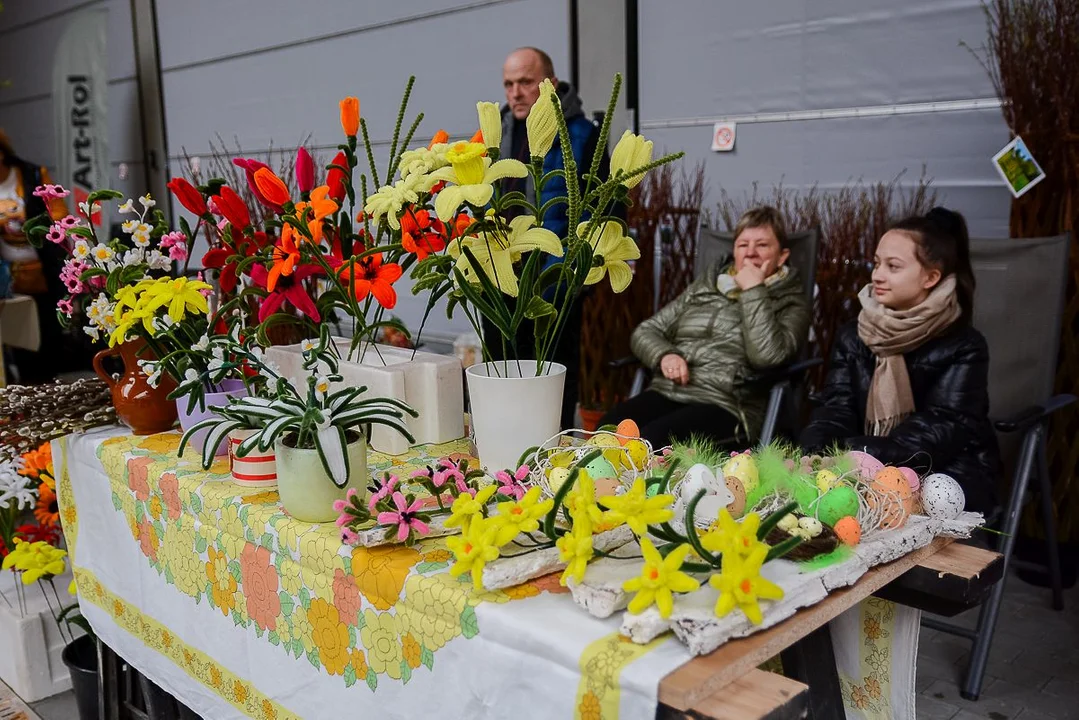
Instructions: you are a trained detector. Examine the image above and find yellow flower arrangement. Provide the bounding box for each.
[710,543,784,625]
[701,509,762,557]
[447,215,562,297]
[443,485,497,533]
[428,141,528,221]
[446,515,501,590]
[490,486,554,546]
[1,539,67,584]
[578,220,641,293]
[556,522,594,586]
[622,538,700,619]
[597,478,674,536]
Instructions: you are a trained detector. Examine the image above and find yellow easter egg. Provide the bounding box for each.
[722,454,759,494]
[618,439,650,472]
[548,467,571,494]
[615,419,640,444]
[586,433,620,449]
[815,469,839,494]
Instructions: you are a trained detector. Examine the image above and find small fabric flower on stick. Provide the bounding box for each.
[710,543,784,625]
[446,516,500,590]
[623,538,700,619]
[490,486,553,546]
[598,478,674,536]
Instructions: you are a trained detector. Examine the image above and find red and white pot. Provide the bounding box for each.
[228,430,278,488]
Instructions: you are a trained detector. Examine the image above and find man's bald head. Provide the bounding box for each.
[503,47,557,120]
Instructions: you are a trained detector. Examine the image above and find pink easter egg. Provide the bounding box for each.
[848,450,885,481]
[899,466,920,492]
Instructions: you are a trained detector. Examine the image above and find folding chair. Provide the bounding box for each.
[614,226,821,445]
[921,233,1074,700]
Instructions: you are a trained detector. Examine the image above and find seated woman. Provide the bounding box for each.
[799,208,1000,513]
[600,206,811,448]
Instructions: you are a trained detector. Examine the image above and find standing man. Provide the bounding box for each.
[489,46,611,429]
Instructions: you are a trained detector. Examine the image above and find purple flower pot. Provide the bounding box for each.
[177,379,247,457]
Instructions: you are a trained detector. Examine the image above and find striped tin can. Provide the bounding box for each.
[228,429,278,487]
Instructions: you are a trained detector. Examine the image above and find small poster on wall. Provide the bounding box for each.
[992,136,1045,198]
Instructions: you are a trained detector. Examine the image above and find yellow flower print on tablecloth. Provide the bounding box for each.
[240,543,280,632]
[579,691,601,720]
[199,478,240,506]
[221,502,245,541]
[308,598,351,676]
[136,432,179,454]
[351,545,420,610]
[273,515,308,556]
[206,547,236,617]
[503,582,541,600]
[244,503,277,543]
[332,568,362,626]
[162,523,204,597]
[350,649,369,678]
[422,548,451,563]
[232,679,249,706]
[149,495,163,520]
[260,698,278,720]
[300,530,347,603]
[401,633,422,669]
[397,574,465,652]
[291,605,316,655]
[278,556,304,596]
[360,609,403,679]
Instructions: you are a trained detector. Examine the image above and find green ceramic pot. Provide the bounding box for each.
[274,433,368,523]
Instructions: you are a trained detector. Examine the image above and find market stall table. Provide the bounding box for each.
[54,427,1000,720]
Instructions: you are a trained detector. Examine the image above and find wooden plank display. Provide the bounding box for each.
[656,669,808,720]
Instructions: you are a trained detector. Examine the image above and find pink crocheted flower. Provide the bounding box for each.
[495,464,530,501]
[368,474,399,512]
[376,492,430,542]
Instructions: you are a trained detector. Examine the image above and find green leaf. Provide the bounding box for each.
[261,532,274,551]
[365,669,378,692]
[228,560,242,582]
[279,591,294,617]
[307,648,321,669]
[291,639,304,658]
[344,664,357,688]
[232,610,243,626]
[135,503,145,523]
[355,611,367,630]
[349,625,357,648]
[111,492,122,511]
[205,583,215,608]
[195,535,208,554]
[164,568,174,585]
[240,505,250,523]
[189,493,202,514]
[414,561,448,574]
[523,296,556,320]
[194,591,202,605]
[87,188,124,204]
[255,625,265,639]
[421,646,434,671]
[299,586,311,610]
[460,605,479,639]
[268,631,280,646]
[401,659,412,684]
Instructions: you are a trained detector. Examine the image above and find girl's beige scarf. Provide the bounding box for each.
[856,276,960,436]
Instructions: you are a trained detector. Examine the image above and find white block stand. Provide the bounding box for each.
[266,340,464,455]
[0,569,78,702]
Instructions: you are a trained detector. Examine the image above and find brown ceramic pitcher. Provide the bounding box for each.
[93,338,178,435]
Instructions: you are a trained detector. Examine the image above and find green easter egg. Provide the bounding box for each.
[585,455,618,480]
[818,486,860,526]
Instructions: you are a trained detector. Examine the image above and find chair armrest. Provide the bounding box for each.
[742,357,824,386]
[609,355,642,369]
[993,394,1077,433]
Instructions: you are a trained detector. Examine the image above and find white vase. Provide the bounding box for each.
[465,360,566,474]
[228,429,278,488]
[274,434,369,523]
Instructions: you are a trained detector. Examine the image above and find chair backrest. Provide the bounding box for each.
[695,226,820,304]
[970,234,1071,420]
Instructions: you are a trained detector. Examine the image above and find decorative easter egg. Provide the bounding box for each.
[618,439,650,472]
[725,475,747,518]
[848,450,885,481]
[791,528,812,541]
[615,419,640,443]
[586,433,621,449]
[777,513,799,532]
[920,473,965,520]
[818,486,860,526]
[679,464,734,522]
[834,516,862,545]
[594,477,622,497]
[585,455,618,481]
[867,467,914,530]
[899,467,920,492]
[815,469,839,494]
[548,467,571,494]
[798,516,823,538]
[723,454,759,494]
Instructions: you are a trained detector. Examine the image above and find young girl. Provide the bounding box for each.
[799,208,1000,513]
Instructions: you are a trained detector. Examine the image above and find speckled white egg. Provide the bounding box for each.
[920,473,965,520]
[798,516,823,538]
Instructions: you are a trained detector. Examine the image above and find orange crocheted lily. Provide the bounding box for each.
[295,185,339,244]
[337,253,402,309]
[253,167,291,208]
[267,225,300,292]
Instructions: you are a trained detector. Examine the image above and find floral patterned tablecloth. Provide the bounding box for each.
[55,426,692,720]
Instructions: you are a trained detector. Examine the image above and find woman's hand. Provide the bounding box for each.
[659,353,689,385]
[734,264,766,290]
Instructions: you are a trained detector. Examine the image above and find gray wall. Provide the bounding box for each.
[0,0,145,200]
[637,0,1013,238]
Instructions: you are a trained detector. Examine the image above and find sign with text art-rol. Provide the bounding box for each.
[53,7,109,228]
